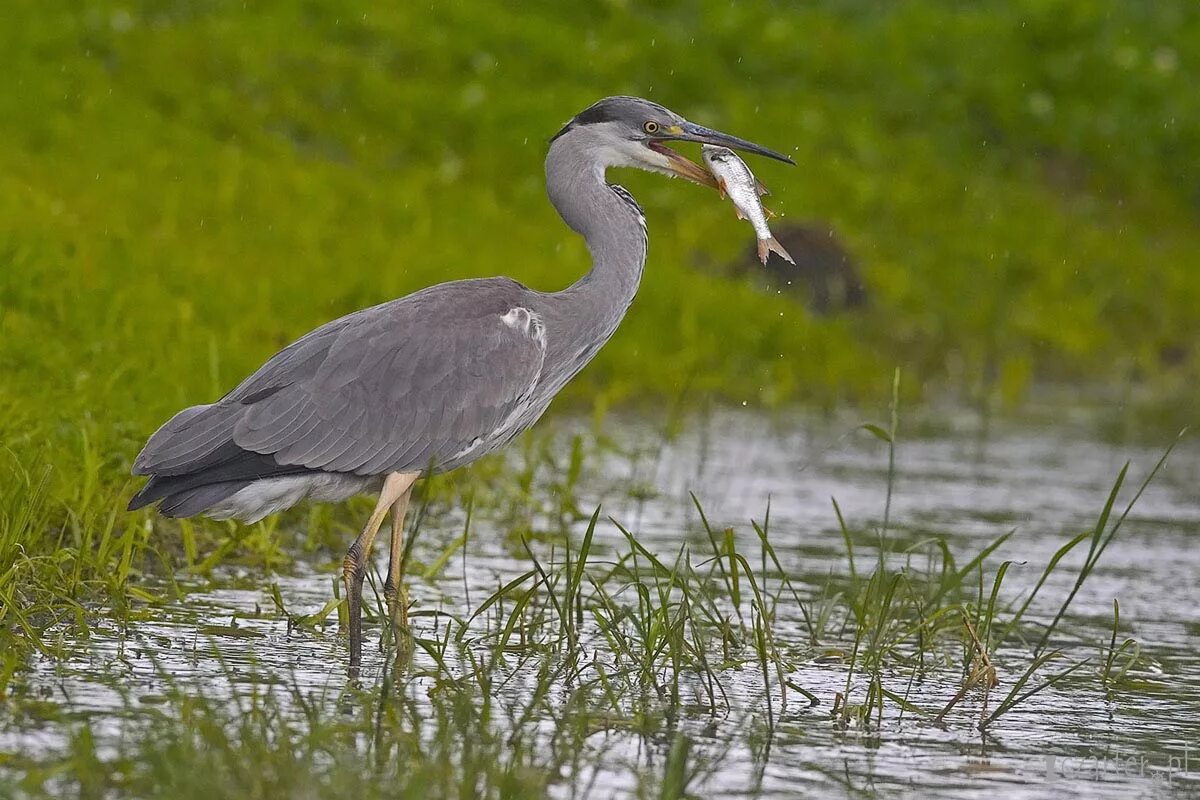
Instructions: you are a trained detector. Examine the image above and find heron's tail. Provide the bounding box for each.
[128,475,249,518]
[757,236,795,266]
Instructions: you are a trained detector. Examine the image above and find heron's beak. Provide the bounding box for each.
[649,120,794,190]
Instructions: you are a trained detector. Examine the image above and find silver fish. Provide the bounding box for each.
[701,145,794,265]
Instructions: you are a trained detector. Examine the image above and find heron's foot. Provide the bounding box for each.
[342,548,367,676]
[384,595,414,677]
[383,581,410,642]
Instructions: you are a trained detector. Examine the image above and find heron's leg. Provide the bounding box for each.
[382,481,416,639]
[342,471,417,673]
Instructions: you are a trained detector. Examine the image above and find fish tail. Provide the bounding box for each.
[758,236,795,265]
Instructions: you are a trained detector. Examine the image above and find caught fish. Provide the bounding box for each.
[701,145,794,266]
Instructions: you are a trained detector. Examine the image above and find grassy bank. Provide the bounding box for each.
[4,2,1200,423]
[2,0,1197,580]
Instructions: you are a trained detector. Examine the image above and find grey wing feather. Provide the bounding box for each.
[132,311,362,476]
[131,405,234,474]
[134,279,547,481]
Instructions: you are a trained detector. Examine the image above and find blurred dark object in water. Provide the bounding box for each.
[721,222,867,314]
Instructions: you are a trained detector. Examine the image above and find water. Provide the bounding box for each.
[5,410,1200,798]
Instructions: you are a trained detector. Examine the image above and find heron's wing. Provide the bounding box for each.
[131,310,364,475]
[134,281,548,478]
[238,294,546,475]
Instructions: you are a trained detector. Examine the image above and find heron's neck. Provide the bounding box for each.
[545,139,647,340]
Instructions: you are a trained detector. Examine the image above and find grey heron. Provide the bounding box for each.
[128,96,793,671]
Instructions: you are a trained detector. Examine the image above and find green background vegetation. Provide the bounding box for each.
[5,2,1200,428]
[1,3,1198,795]
[1,0,1198,683]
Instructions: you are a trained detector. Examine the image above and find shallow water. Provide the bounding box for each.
[6,410,1200,798]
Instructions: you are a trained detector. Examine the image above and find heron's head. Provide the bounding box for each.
[551,96,793,189]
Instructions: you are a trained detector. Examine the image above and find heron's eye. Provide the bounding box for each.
[643,121,660,135]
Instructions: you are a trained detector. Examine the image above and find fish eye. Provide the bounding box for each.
[643,121,660,135]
